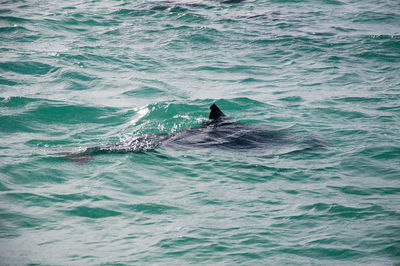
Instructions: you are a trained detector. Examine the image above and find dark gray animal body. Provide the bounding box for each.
[163,104,283,151]
[66,104,325,163]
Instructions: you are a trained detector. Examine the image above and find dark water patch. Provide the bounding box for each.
[328,185,400,196]
[267,0,305,4]
[294,203,390,220]
[328,72,363,85]
[113,8,156,17]
[63,16,117,31]
[0,25,29,33]
[239,77,266,83]
[0,97,53,132]
[299,202,330,211]
[9,33,41,43]
[0,223,19,238]
[297,81,323,87]
[332,26,358,33]
[0,209,46,231]
[62,17,115,27]
[59,70,99,82]
[278,96,304,102]
[229,251,264,261]
[151,5,188,13]
[307,31,336,37]
[323,55,346,63]
[124,203,181,215]
[150,4,175,11]
[189,64,269,75]
[57,52,126,68]
[0,61,58,75]
[352,11,399,24]
[115,2,209,22]
[217,97,269,110]
[156,236,211,254]
[0,96,40,108]
[64,81,89,91]
[334,96,383,103]
[321,0,344,5]
[359,146,400,160]
[202,159,296,183]
[327,129,368,137]
[0,77,18,86]
[1,161,67,185]
[51,192,110,203]
[43,18,88,33]
[198,198,226,206]
[354,51,398,62]
[177,12,207,24]
[377,115,397,123]
[314,107,370,120]
[0,15,30,24]
[0,9,13,15]
[0,98,55,133]
[130,78,173,95]
[232,233,275,248]
[156,6,207,23]
[101,27,121,36]
[279,246,363,260]
[0,115,40,133]
[188,32,214,44]
[123,86,166,97]
[1,191,61,208]
[163,25,222,46]
[340,157,399,181]
[327,204,386,219]
[221,0,246,4]
[57,69,100,91]
[125,54,166,72]
[365,34,400,41]
[242,10,287,21]
[0,177,10,192]
[62,206,122,219]
[251,35,303,45]
[376,105,400,112]
[376,241,400,258]
[364,35,400,52]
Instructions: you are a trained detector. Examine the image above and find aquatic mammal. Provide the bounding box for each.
[64,103,325,163]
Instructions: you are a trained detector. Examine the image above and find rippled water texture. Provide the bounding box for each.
[1,0,400,264]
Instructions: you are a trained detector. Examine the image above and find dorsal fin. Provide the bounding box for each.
[209,103,225,120]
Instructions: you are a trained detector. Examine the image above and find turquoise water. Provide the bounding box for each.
[1,0,400,264]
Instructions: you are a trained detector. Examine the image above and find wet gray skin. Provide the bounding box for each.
[65,104,327,163]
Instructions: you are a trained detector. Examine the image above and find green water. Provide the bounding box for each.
[1,0,400,264]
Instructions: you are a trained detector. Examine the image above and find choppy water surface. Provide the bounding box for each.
[1,0,400,264]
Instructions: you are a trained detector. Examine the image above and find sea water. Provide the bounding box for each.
[1,0,399,264]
